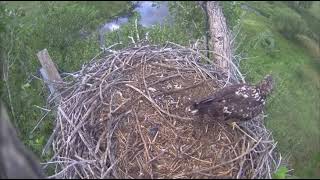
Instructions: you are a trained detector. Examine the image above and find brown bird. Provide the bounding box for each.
[190,75,274,126]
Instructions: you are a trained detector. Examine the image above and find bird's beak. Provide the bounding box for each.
[191,109,199,115]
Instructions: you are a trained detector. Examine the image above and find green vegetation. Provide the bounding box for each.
[103,1,206,49]
[273,166,290,179]
[0,1,132,160]
[224,1,319,178]
[1,1,319,178]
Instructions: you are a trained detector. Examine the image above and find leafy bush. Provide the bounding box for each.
[32,2,100,67]
[251,30,278,57]
[272,9,308,40]
[0,1,131,159]
[221,1,242,28]
[168,1,206,39]
[104,1,207,48]
[245,1,276,18]
[285,1,313,11]
[272,166,289,179]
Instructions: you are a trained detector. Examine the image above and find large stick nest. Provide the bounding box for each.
[46,42,281,179]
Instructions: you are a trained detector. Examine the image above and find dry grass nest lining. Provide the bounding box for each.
[46,43,281,179]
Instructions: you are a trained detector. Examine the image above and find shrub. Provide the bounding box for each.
[0,1,131,158]
[251,30,278,57]
[32,2,100,66]
[285,1,313,11]
[272,166,289,179]
[168,1,206,39]
[221,1,242,28]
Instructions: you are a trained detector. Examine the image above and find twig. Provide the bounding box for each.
[125,83,192,121]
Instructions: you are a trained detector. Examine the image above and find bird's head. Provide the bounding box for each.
[186,102,200,115]
[257,74,274,96]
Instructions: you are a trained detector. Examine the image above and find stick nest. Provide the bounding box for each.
[47,43,281,179]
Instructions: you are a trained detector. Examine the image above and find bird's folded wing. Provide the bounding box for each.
[197,83,247,104]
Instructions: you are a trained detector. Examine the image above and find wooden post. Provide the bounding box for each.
[36,49,63,155]
[36,49,63,104]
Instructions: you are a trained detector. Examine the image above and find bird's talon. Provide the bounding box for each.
[231,122,237,130]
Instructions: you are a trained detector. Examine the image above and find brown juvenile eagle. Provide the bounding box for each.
[190,75,274,124]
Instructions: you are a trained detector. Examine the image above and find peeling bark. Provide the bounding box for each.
[206,1,232,73]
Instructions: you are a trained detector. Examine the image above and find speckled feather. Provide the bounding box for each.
[191,75,274,122]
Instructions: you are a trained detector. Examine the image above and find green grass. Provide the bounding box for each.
[308,1,320,20]
[1,0,132,162]
[238,2,320,178]
[1,1,319,178]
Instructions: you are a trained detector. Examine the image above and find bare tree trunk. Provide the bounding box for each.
[206,1,232,73]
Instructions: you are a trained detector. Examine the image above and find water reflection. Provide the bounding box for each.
[135,1,170,27]
[99,1,171,48]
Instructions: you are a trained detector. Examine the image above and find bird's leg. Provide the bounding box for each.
[225,118,237,129]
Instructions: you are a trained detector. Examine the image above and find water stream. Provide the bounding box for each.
[98,1,171,48]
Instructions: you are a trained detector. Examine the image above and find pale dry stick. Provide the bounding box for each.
[62,87,99,104]
[77,132,95,158]
[41,160,78,165]
[150,62,195,71]
[31,110,51,133]
[65,117,90,144]
[42,123,60,157]
[188,155,213,164]
[125,84,193,121]
[189,57,211,80]
[102,150,129,178]
[80,166,90,179]
[236,156,246,179]
[168,42,225,81]
[87,43,121,65]
[86,164,95,178]
[126,45,149,64]
[160,80,206,96]
[233,123,258,143]
[134,111,151,162]
[99,80,134,106]
[98,57,120,103]
[241,125,260,142]
[168,41,213,64]
[33,105,52,112]
[135,18,140,41]
[173,138,261,178]
[105,112,129,178]
[230,22,242,45]
[197,48,246,83]
[142,56,152,98]
[100,149,108,179]
[57,112,67,150]
[144,72,165,80]
[147,149,166,164]
[48,160,95,179]
[109,92,115,114]
[148,74,181,87]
